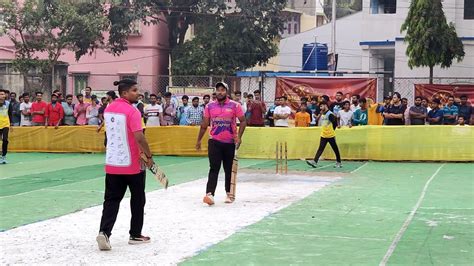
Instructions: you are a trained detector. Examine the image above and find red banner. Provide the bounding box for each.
[414,84,474,104]
[276,77,377,111]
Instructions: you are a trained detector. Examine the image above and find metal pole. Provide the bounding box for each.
[331,0,336,55]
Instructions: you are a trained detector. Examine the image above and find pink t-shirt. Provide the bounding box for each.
[204,98,244,144]
[104,98,143,175]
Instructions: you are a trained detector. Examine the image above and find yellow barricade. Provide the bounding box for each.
[7,126,474,161]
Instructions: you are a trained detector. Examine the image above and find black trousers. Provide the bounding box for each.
[0,127,9,156]
[207,139,235,196]
[99,171,146,238]
[314,137,341,163]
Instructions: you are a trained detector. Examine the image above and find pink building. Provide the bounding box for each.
[0,20,169,96]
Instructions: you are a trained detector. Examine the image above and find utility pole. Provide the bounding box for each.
[331,0,336,55]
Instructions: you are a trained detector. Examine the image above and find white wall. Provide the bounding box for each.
[279,0,473,77]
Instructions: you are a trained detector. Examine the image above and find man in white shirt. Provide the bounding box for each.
[144,94,163,126]
[273,96,292,127]
[19,92,33,126]
[350,94,361,112]
[338,101,353,128]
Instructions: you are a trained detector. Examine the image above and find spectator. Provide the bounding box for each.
[86,95,100,125]
[329,91,344,115]
[273,96,291,127]
[211,92,217,102]
[245,94,253,121]
[20,92,33,126]
[295,103,311,127]
[409,96,427,125]
[427,99,444,125]
[52,89,64,102]
[243,92,248,99]
[45,93,64,129]
[384,92,406,125]
[31,91,48,126]
[401,98,408,108]
[133,94,146,125]
[308,96,320,126]
[202,94,211,108]
[422,97,430,112]
[97,91,117,146]
[62,94,76,126]
[456,116,468,126]
[266,98,279,127]
[233,91,246,125]
[83,86,93,104]
[162,92,176,126]
[353,98,368,126]
[458,95,472,125]
[74,93,90,125]
[100,97,107,106]
[9,92,21,126]
[443,96,458,125]
[178,95,190,125]
[344,93,351,102]
[144,94,163,127]
[350,94,361,111]
[186,96,204,126]
[247,90,266,127]
[376,96,392,125]
[337,101,353,128]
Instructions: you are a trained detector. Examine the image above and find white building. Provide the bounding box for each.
[279,0,474,81]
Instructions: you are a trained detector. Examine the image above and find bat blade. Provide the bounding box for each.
[229,152,239,200]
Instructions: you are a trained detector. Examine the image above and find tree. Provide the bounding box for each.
[401,0,464,84]
[130,0,286,75]
[0,0,138,92]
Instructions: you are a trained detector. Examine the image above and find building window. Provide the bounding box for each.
[465,0,474,19]
[120,75,137,81]
[288,23,291,34]
[129,20,141,36]
[74,74,89,95]
[370,0,396,14]
[294,23,298,34]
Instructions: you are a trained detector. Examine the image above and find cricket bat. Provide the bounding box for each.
[140,153,169,189]
[229,149,239,201]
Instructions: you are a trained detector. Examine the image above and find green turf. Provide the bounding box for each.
[183,162,474,265]
[2,153,473,265]
[0,153,272,231]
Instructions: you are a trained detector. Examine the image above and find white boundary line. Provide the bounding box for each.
[379,164,445,266]
[351,162,369,173]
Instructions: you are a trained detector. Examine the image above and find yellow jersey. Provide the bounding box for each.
[320,111,336,138]
[0,102,11,129]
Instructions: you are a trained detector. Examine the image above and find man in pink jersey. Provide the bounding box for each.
[96,79,155,251]
[196,82,247,205]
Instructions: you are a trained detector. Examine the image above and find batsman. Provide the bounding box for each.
[196,82,246,206]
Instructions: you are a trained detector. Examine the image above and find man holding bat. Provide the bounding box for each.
[96,79,154,251]
[196,82,246,206]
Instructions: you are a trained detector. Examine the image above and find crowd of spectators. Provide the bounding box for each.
[2,87,472,129]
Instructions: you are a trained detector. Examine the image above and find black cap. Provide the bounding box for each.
[215,82,229,90]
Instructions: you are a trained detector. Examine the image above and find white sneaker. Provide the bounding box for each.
[96,232,111,251]
[203,193,215,206]
[306,160,318,168]
[334,162,342,168]
[0,156,5,164]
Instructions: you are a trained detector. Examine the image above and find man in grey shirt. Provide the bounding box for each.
[409,96,427,125]
[62,94,76,126]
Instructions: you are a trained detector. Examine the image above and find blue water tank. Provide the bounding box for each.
[302,43,328,71]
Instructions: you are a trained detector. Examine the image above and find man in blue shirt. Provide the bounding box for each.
[458,95,472,125]
[178,95,190,125]
[443,96,458,125]
[427,99,444,125]
[353,98,368,126]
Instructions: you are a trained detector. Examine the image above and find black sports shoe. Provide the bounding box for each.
[96,232,111,251]
[128,235,151,245]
